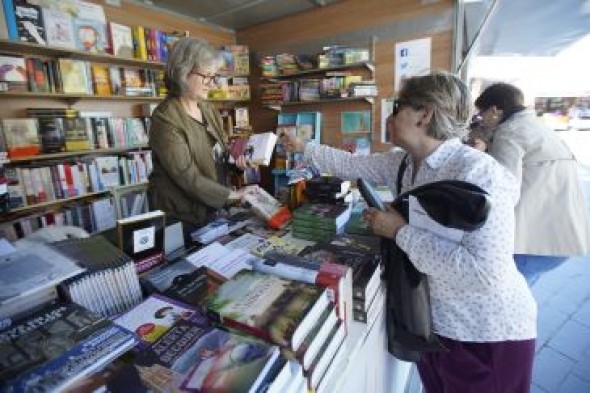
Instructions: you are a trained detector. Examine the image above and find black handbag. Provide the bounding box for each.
[382,155,490,362]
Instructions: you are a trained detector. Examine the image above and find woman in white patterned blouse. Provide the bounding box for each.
[282,71,537,393]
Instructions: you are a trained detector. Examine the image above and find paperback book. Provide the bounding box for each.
[206,270,330,352]
[42,7,75,48]
[15,2,46,45]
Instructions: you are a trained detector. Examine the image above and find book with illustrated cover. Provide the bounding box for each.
[63,116,92,151]
[14,2,46,45]
[91,64,112,95]
[58,58,90,94]
[141,261,225,309]
[73,17,107,53]
[0,55,27,91]
[117,295,281,393]
[117,210,166,274]
[94,155,120,187]
[243,187,292,230]
[206,270,330,353]
[293,203,352,230]
[42,7,75,48]
[0,302,137,392]
[108,21,133,58]
[0,118,41,158]
[36,116,66,153]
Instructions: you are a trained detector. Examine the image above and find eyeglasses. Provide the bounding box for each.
[391,99,414,117]
[192,72,221,86]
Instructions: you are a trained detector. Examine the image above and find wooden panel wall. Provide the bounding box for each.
[237,0,455,152]
[0,0,235,119]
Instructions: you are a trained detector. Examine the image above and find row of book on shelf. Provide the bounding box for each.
[0,53,166,97]
[260,76,377,105]
[1,0,183,61]
[0,108,150,159]
[260,46,371,77]
[0,187,385,392]
[2,149,151,209]
[1,0,251,75]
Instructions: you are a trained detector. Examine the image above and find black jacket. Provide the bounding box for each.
[383,180,490,362]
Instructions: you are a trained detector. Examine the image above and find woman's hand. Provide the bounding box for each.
[280,132,306,153]
[228,185,260,203]
[363,207,407,239]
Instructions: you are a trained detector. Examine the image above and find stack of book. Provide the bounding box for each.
[305,176,351,204]
[292,203,352,241]
[114,294,283,393]
[301,234,382,323]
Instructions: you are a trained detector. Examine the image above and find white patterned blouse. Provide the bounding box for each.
[304,138,536,342]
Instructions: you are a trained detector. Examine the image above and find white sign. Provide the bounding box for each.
[394,37,432,93]
[133,226,155,253]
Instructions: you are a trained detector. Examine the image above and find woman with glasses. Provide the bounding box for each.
[282,71,537,393]
[474,83,590,285]
[148,38,255,236]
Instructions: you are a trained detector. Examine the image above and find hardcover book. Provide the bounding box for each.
[0,118,41,158]
[91,64,112,95]
[14,2,46,45]
[229,131,277,166]
[42,7,75,48]
[0,302,137,392]
[206,270,330,352]
[117,210,166,274]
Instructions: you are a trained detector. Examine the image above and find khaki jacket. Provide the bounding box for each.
[489,110,590,256]
[148,97,231,225]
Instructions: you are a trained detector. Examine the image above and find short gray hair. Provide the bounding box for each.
[400,71,473,140]
[165,37,222,98]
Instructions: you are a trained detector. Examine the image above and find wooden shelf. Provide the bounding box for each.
[0,39,165,69]
[0,90,164,102]
[266,61,374,79]
[265,96,375,110]
[7,145,149,163]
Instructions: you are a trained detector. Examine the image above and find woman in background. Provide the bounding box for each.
[283,71,537,393]
[474,83,590,285]
[148,38,255,234]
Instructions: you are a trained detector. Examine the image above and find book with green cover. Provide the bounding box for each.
[293,203,351,229]
[206,271,329,353]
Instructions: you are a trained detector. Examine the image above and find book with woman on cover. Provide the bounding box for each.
[206,270,330,353]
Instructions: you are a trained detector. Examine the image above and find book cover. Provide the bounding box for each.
[58,58,90,94]
[91,64,112,95]
[0,302,137,392]
[0,242,85,305]
[72,17,107,53]
[14,2,46,45]
[1,0,18,40]
[0,118,41,158]
[94,155,120,187]
[246,131,277,166]
[63,116,92,150]
[108,21,133,58]
[117,210,166,274]
[341,110,371,133]
[124,300,279,393]
[42,7,75,49]
[206,270,329,352]
[114,293,207,345]
[293,203,351,229]
[243,187,292,230]
[0,55,27,91]
[36,116,66,153]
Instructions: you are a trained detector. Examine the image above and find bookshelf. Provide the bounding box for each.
[8,190,110,214]
[6,145,149,164]
[268,60,375,79]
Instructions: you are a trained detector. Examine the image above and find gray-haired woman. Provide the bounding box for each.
[148,38,255,234]
[282,71,537,392]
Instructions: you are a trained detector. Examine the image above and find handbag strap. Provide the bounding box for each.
[396,153,409,194]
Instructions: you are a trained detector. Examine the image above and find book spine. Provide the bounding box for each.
[2,0,18,40]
